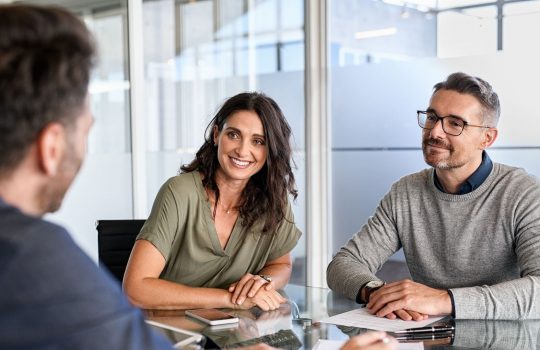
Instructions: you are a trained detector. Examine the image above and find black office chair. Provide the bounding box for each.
[96,219,146,282]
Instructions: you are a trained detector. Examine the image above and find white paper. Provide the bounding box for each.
[313,339,424,350]
[312,339,346,350]
[319,308,444,332]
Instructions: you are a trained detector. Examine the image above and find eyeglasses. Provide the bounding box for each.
[417,110,491,136]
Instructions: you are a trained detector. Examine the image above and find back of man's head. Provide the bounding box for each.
[0,5,95,179]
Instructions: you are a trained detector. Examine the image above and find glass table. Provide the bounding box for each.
[145,284,540,349]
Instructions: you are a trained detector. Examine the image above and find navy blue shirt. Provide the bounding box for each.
[0,197,172,349]
[434,151,493,195]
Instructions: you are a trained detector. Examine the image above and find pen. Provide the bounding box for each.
[392,325,455,334]
[394,332,454,341]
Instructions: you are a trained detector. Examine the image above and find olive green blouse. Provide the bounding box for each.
[137,172,302,289]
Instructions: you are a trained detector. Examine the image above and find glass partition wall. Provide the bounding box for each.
[329,0,540,268]
[22,0,307,283]
[16,0,540,286]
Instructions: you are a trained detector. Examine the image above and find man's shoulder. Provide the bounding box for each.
[495,162,537,177]
[0,207,157,348]
[391,168,432,189]
[0,203,120,301]
[0,203,71,252]
[493,162,540,188]
[0,210,116,295]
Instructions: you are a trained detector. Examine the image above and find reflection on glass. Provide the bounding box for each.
[504,1,540,53]
[330,0,436,66]
[87,11,130,154]
[437,6,497,58]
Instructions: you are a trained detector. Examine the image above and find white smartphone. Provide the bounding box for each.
[185,308,239,325]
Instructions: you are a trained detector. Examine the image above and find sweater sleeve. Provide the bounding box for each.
[326,186,402,301]
[450,276,540,319]
[450,174,540,319]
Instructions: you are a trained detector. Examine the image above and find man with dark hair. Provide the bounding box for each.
[0,5,171,348]
[328,72,540,320]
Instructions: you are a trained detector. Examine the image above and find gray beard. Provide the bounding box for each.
[422,147,465,170]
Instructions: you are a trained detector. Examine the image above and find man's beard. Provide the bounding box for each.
[38,146,82,214]
[422,137,463,170]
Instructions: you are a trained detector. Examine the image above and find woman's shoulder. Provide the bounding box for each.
[161,172,204,197]
[164,171,200,187]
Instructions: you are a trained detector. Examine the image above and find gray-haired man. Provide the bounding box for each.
[328,72,540,320]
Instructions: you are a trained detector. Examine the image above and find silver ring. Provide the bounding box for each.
[259,274,272,283]
[381,337,391,344]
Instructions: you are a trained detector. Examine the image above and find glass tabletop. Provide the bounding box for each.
[145,284,540,349]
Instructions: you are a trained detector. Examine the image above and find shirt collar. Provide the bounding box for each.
[434,151,493,195]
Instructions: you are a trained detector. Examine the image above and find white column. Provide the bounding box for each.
[128,0,148,218]
[305,0,331,288]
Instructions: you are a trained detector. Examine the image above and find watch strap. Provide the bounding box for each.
[356,282,370,304]
[365,284,383,303]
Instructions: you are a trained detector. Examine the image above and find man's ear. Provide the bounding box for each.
[480,127,498,150]
[37,123,66,176]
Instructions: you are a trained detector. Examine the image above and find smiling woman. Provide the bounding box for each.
[122,92,302,311]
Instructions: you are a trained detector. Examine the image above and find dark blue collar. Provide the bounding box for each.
[434,151,493,195]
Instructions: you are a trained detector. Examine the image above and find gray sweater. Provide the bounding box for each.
[327,163,540,319]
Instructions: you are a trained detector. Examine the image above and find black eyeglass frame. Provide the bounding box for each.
[417,110,492,136]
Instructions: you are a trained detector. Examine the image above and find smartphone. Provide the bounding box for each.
[185,308,239,325]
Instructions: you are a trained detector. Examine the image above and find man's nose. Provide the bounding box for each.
[430,118,446,138]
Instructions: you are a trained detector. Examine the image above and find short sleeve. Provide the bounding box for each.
[267,201,302,261]
[137,178,181,260]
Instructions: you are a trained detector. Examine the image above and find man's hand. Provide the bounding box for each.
[229,273,274,305]
[377,310,428,321]
[366,279,452,320]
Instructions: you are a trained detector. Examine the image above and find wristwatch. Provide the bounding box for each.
[259,275,272,283]
[360,280,385,303]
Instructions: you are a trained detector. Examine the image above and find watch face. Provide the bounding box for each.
[366,280,385,289]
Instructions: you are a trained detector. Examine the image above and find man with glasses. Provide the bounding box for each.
[327,72,540,320]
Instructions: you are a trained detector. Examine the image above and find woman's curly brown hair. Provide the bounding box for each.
[181,92,297,234]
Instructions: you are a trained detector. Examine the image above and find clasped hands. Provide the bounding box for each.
[228,273,286,311]
[366,279,452,321]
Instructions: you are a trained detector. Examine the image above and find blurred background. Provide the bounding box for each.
[10,0,540,286]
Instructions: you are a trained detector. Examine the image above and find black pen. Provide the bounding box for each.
[395,332,454,341]
[392,325,455,334]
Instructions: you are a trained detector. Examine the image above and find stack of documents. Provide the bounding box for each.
[319,308,444,332]
[316,307,454,350]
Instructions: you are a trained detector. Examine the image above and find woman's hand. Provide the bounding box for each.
[229,273,274,305]
[341,332,397,350]
[232,288,287,311]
